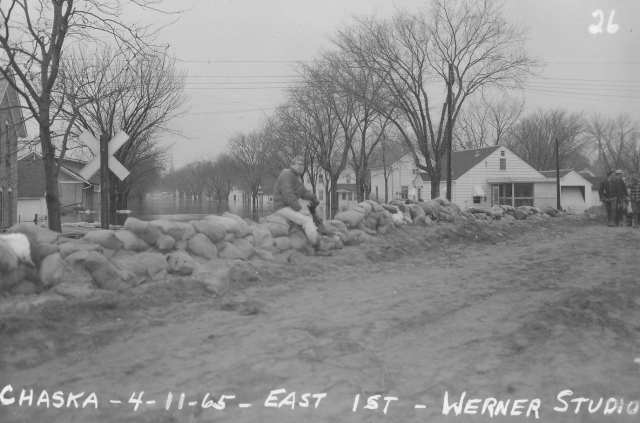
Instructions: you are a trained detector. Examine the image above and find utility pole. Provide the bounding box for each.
[100,134,110,229]
[555,137,562,211]
[446,63,453,201]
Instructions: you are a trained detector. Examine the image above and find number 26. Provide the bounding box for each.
[589,10,619,34]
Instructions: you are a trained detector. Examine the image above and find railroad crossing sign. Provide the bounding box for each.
[78,130,130,181]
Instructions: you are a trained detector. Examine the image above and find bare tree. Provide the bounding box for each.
[453,92,524,149]
[586,113,639,174]
[201,153,239,203]
[0,0,177,231]
[503,108,588,171]
[290,59,366,218]
[227,130,274,212]
[58,47,187,221]
[332,0,540,197]
[369,129,406,203]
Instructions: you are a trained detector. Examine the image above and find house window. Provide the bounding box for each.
[375,186,379,198]
[501,151,505,156]
[342,192,347,201]
[401,186,408,200]
[319,174,323,183]
[417,188,422,200]
[233,194,237,202]
[494,183,534,207]
[345,173,351,183]
[513,183,534,207]
[500,158,506,170]
[473,196,481,204]
[319,190,323,201]
[412,168,417,175]
[348,192,353,201]
[269,197,272,202]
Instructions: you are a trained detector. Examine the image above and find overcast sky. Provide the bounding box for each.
[150,0,640,169]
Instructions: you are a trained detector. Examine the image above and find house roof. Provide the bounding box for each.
[582,175,603,188]
[0,76,28,138]
[539,169,573,179]
[18,152,97,198]
[419,146,502,182]
[369,143,414,168]
[539,169,594,187]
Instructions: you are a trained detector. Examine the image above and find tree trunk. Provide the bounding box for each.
[431,160,442,199]
[330,174,339,219]
[40,125,62,232]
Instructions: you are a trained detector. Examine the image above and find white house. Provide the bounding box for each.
[17,152,100,224]
[369,146,433,203]
[539,169,594,213]
[370,145,594,211]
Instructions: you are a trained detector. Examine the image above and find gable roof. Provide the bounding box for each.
[539,169,573,179]
[0,76,28,138]
[17,152,97,198]
[582,175,603,188]
[539,169,593,187]
[419,146,502,182]
[369,144,414,168]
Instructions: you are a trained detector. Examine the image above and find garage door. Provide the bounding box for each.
[18,198,46,225]
[561,186,586,213]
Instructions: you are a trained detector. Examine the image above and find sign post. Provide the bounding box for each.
[100,134,110,229]
[79,130,131,229]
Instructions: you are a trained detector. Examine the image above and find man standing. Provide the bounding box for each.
[627,170,640,228]
[612,169,629,226]
[598,171,615,227]
[273,156,320,246]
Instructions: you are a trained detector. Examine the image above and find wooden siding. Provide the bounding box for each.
[455,148,547,208]
[371,154,427,202]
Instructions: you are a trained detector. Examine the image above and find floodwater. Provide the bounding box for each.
[124,196,275,223]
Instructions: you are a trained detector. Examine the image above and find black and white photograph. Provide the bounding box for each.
[1,0,640,421]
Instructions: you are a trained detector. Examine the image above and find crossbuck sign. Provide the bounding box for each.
[78,130,131,181]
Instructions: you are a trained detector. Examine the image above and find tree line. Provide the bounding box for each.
[2,0,638,229]
[166,0,639,219]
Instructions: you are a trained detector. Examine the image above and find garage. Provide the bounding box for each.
[560,186,586,213]
[17,198,46,225]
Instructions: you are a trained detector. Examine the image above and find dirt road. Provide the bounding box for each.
[2,218,640,423]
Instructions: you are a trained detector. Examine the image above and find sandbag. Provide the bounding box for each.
[381,204,398,214]
[334,210,366,229]
[365,200,385,212]
[406,204,426,220]
[203,215,243,238]
[222,212,250,238]
[262,221,289,238]
[273,236,294,251]
[323,219,348,235]
[123,217,161,244]
[348,204,367,215]
[190,220,226,243]
[250,224,274,250]
[260,213,291,229]
[356,201,373,214]
[288,230,310,252]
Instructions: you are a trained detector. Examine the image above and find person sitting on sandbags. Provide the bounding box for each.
[273,156,321,248]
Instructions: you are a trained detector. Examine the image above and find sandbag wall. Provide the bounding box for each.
[0,198,564,316]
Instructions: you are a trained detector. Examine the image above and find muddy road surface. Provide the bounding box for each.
[2,218,640,423]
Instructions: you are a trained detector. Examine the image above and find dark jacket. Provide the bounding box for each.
[599,178,628,200]
[273,169,315,211]
[598,179,612,201]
